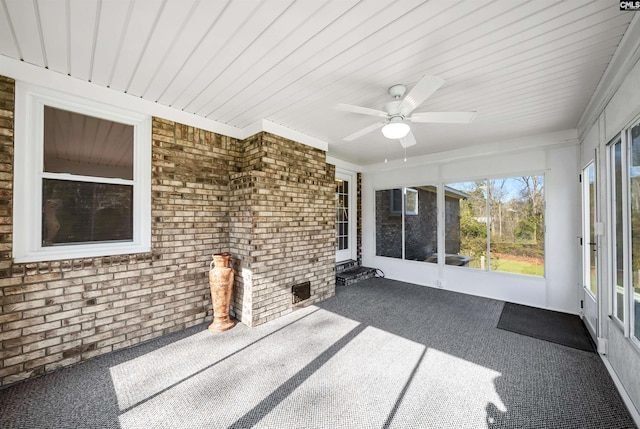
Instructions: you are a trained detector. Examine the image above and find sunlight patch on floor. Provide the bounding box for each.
[386,348,505,429]
[112,307,359,428]
[254,326,426,428]
[111,305,505,429]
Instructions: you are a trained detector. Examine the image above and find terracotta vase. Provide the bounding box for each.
[208,253,235,332]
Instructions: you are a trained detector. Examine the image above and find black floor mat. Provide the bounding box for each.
[497,302,595,352]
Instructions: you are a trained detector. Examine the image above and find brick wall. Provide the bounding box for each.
[0,76,14,274]
[231,132,335,327]
[444,196,462,255]
[0,89,244,385]
[0,77,336,386]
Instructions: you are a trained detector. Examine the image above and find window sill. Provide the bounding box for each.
[13,243,152,264]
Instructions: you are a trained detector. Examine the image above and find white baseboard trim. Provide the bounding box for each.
[600,354,640,427]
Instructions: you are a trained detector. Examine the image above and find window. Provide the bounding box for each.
[376,189,403,259]
[446,176,544,275]
[489,177,544,276]
[405,188,418,215]
[631,124,640,343]
[390,188,418,215]
[369,176,546,275]
[13,84,151,262]
[335,170,356,262]
[611,137,625,325]
[611,123,640,343]
[610,124,640,345]
[336,178,349,251]
[445,181,486,269]
[582,162,597,297]
[376,186,437,263]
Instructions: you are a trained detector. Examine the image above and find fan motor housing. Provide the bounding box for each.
[388,84,407,98]
[384,100,402,116]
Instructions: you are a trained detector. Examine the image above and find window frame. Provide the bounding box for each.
[629,122,640,347]
[13,83,151,263]
[611,120,640,347]
[487,176,545,277]
[373,175,548,279]
[608,134,629,334]
[605,120,640,349]
[443,179,489,271]
[390,188,418,215]
[374,173,546,278]
[404,188,419,216]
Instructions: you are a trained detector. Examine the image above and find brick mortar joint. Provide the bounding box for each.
[1,252,158,279]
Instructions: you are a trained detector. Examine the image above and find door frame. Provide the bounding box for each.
[336,169,357,262]
[581,159,598,341]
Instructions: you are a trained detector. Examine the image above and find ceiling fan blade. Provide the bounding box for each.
[343,122,386,142]
[398,75,445,115]
[409,111,477,123]
[335,103,388,118]
[399,130,416,148]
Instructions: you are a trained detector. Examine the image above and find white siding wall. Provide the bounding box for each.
[580,55,640,419]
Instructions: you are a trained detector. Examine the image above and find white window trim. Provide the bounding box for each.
[13,82,151,263]
[623,128,632,339]
[581,161,597,300]
[404,188,419,216]
[336,169,357,262]
[608,135,628,333]
[626,122,640,348]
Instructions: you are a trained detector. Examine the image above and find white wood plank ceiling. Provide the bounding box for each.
[0,0,635,165]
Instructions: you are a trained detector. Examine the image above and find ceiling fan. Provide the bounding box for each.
[336,75,476,148]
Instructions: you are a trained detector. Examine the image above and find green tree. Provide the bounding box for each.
[517,176,544,245]
[459,182,487,258]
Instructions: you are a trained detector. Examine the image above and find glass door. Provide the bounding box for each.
[605,125,640,346]
[336,171,355,262]
[627,124,640,345]
[609,136,627,333]
[582,161,597,339]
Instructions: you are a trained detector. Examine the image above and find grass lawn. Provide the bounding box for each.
[492,256,544,276]
[458,253,544,276]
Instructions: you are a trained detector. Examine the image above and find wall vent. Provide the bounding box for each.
[292,281,311,304]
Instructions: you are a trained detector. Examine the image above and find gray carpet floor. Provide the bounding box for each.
[0,278,636,429]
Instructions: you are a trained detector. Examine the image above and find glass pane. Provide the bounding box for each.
[405,188,418,215]
[588,164,597,295]
[489,177,544,276]
[376,189,402,258]
[631,125,640,340]
[335,179,349,251]
[42,179,133,245]
[403,185,437,263]
[44,106,134,180]
[614,141,624,322]
[390,189,403,213]
[444,181,486,268]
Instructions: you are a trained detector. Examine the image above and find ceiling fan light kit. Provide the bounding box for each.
[382,120,410,139]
